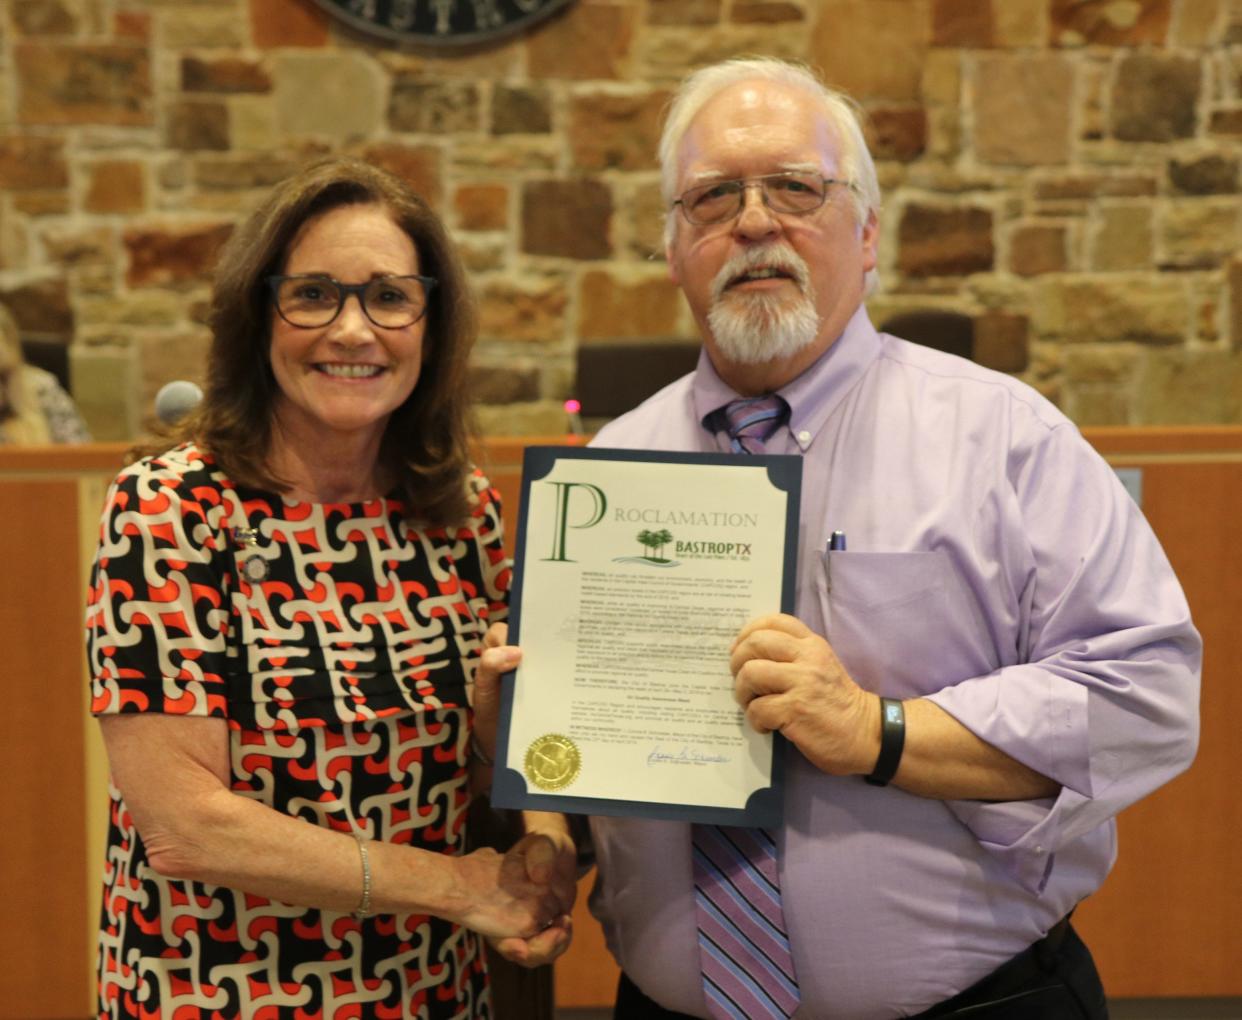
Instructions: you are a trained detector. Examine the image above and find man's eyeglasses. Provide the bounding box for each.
[672,172,854,227]
[267,274,438,329]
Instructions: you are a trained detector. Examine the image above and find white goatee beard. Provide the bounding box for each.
[705,247,821,366]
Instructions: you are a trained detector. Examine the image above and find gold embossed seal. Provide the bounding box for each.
[524,734,581,792]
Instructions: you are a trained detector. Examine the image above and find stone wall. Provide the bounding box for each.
[0,0,1239,438]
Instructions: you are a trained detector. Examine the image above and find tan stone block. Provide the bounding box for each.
[1172,0,1226,45]
[1136,348,1242,422]
[570,91,670,172]
[476,401,567,436]
[84,159,145,214]
[622,178,669,260]
[455,184,508,232]
[468,362,542,404]
[866,106,927,162]
[994,0,1046,46]
[251,0,330,47]
[522,180,613,260]
[974,311,1030,371]
[124,222,233,289]
[12,0,79,35]
[975,55,1073,165]
[476,277,568,343]
[181,56,272,95]
[13,191,69,215]
[527,4,635,80]
[114,9,151,41]
[649,0,721,24]
[139,330,211,411]
[639,24,804,74]
[1158,199,1241,267]
[194,156,299,191]
[1111,54,1201,141]
[453,138,558,174]
[1034,275,1189,343]
[273,53,384,141]
[811,0,930,101]
[732,1,805,23]
[1229,256,1242,350]
[1009,223,1068,276]
[1090,203,1153,270]
[16,42,152,126]
[1078,57,1108,141]
[578,270,683,340]
[356,143,442,211]
[388,79,480,134]
[0,134,68,189]
[921,51,961,105]
[0,276,73,337]
[1168,152,1239,194]
[1063,343,1143,384]
[932,0,993,46]
[897,204,994,277]
[1210,107,1242,135]
[165,100,229,151]
[38,223,116,266]
[1063,385,1131,426]
[79,292,187,328]
[230,97,279,151]
[70,344,140,441]
[160,9,246,48]
[71,262,117,297]
[457,237,506,273]
[492,85,552,135]
[1050,0,1172,46]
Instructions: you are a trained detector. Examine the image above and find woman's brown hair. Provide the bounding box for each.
[177,157,476,526]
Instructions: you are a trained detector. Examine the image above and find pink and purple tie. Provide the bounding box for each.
[694,392,799,1019]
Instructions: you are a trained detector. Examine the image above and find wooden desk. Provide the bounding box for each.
[1,429,1238,1016]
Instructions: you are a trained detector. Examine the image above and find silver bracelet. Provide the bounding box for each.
[470,731,494,767]
[352,832,372,919]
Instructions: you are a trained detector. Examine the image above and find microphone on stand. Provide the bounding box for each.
[564,398,584,437]
[154,380,203,425]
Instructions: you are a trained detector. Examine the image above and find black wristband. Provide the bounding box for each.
[864,697,905,787]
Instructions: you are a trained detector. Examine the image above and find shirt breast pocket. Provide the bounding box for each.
[817,550,1006,698]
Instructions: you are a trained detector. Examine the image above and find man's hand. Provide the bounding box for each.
[731,613,879,776]
[472,622,520,766]
[488,815,578,967]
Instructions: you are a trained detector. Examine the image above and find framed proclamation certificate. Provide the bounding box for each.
[491,446,802,827]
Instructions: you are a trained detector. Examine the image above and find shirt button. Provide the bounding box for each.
[797,430,811,443]
[1035,845,1045,854]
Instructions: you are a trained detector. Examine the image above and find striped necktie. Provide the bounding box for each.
[694,392,799,1019]
[716,394,790,454]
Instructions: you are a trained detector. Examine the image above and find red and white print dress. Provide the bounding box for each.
[86,444,510,1019]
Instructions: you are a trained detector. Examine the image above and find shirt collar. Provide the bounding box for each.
[692,304,883,451]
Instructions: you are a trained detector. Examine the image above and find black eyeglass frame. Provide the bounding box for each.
[671,172,856,227]
[266,273,439,330]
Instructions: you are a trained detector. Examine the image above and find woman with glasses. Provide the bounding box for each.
[85,158,574,1019]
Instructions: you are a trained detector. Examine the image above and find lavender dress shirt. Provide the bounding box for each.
[587,307,1200,1019]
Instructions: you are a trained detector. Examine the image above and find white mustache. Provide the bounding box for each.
[709,245,813,303]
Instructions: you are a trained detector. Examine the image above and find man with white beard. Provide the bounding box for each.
[521,58,1200,1019]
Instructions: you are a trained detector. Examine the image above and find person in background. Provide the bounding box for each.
[0,304,90,444]
[86,157,574,1019]
[486,57,1201,1020]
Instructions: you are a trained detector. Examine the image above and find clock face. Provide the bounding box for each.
[310,0,577,47]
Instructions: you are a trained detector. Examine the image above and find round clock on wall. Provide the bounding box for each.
[309,0,577,47]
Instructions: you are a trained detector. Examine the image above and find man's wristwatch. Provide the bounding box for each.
[864,697,905,787]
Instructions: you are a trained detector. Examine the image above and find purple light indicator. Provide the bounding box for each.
[564,398,581,414]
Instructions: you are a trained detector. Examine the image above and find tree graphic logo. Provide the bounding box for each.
[636,528,674,562]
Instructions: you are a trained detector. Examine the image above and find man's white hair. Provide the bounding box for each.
[658,57,882,251]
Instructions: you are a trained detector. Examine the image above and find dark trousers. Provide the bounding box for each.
[612,920,1108,1020]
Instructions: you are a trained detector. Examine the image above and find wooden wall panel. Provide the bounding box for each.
[0,478,92,1020]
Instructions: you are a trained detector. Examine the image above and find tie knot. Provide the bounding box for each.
[715,395,790,454]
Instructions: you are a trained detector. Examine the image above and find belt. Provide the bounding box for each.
[911,914,1073,1019]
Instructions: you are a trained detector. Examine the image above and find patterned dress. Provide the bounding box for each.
[86,444,510,1019]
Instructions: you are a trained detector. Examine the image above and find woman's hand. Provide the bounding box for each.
[487,813,578,968]
[472,622,520,765]
[451,831,573,944]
